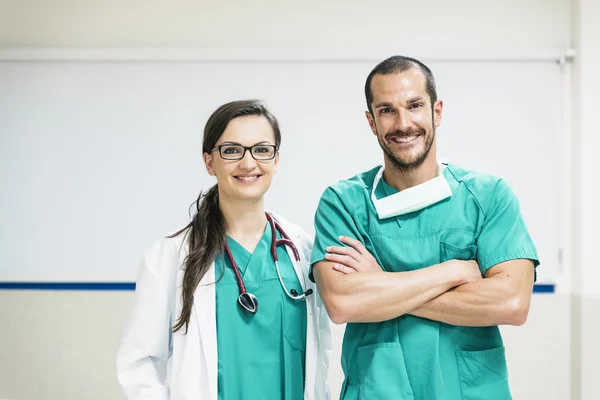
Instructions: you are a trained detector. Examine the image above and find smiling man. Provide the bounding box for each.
[310,56,539,399]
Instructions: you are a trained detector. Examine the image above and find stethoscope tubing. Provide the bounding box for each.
[223,213,311,313]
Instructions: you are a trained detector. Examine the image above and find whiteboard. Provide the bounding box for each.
[0,59,561,284]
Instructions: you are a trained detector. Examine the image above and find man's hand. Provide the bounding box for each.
[324,236,383,274]
[455,260,483,285]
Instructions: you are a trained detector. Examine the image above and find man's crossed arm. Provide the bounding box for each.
[313,236,535,327]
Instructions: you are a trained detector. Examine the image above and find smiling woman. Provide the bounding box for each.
[116,100,332,400]
[204,115,280,202]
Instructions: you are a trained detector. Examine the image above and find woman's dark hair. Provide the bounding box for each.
[171,99,281,333]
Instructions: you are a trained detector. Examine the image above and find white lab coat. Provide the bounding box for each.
[117,211,332,400]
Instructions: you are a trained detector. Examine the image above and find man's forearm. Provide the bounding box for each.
[314,260,465,324]
[409,271,530,326]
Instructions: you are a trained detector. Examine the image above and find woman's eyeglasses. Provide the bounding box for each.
[210,144,278,161]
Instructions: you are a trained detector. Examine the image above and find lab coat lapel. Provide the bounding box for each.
[275,218,306,293]
[192,261,218,400]
[273,214,318,400]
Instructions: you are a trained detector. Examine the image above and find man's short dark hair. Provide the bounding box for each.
[365,55,437,114]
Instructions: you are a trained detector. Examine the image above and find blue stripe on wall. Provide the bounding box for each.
[0,282,555,293]
[0,282,136,291]
[532,284,555,293]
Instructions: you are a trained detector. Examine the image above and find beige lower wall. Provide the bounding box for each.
[0,292,576,400]
[0,291,130,400]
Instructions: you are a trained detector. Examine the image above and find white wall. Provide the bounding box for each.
[0,0,569,52]
[570,0,600,399]
[1,0,595,399]
[0,59,563,284]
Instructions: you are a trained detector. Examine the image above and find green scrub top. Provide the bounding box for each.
[217,222,307,400]
[310,164,539,400]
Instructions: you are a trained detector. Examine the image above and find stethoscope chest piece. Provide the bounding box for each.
[238,292,258,314]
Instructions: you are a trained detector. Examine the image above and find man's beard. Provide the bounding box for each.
[378,126,435,173]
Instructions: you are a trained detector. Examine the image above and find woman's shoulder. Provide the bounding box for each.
[139,230,188,278]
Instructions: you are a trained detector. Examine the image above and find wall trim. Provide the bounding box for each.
[0,282,136,291]
[0,47,576,63]
[0,282,555,292]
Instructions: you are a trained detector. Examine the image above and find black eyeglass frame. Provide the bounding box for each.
[210,144,279,161]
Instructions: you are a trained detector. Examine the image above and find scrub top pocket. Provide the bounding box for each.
[455,346,512,400]
[356,343,414,400]
[440,241,478,263]
[281,290,308,352]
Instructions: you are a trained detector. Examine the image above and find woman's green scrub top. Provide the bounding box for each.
[216,223,307,400]
[311,164,539,400]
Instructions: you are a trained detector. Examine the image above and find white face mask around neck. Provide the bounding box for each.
[371,163,452,219]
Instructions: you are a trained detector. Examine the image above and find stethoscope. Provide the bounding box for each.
[223,213,313,314]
